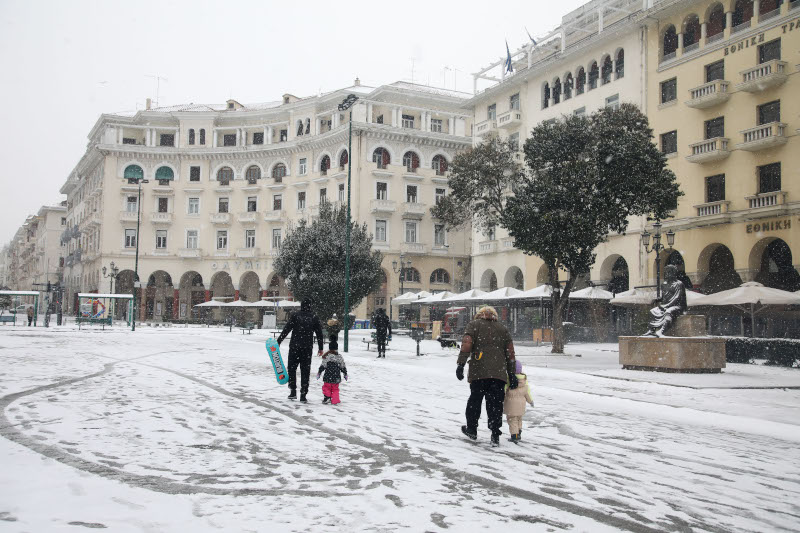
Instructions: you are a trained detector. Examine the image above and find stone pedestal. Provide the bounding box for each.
[670,315,706,337]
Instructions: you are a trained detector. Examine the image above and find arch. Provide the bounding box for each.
[572,272,591,291]
[576,67,586,95]
[271,162,287,181]
[372,147,391,169]
[615,48,625,79]
[732,0,753,27]
[706,3,726,38]
[123,164,144,180]
[215,165,234,183]
[402,150,420,172]
[504,266,524,290]
[552,77,562,104]
[563,73,574,100]
[480,269,498,292]
[601,55,613,84]
[662,25,678,57]
[265,273,289,298]
[238,271,262,302]
[657,250,693,289]
[542,82,550,108]
[430,268,451,284]
[199,129,206,145]
[760,0,783,16]
[402,267,420,284]
[536,263,552,285]
[588,61,599,90]
[432,154,448,176]
[296,119,304,136]
[751,238,800,291]
[599,254,629,294]
[683,14,701,48]
[188,129,195,145]
[210,271,235,299]
[114,270,137,319]
[319,154,331,174]
[245,164,262,182]
[697,244,742,294]
[338,149,349,169]
[144,270,174,320]
[155,166,174,181]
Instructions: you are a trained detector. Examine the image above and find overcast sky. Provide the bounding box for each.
[0,0,585,245]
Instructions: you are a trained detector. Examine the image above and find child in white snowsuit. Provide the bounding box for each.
[503,360,533,443]
[317,340,347,405]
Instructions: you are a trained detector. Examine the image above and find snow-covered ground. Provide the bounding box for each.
[1,325,799,532]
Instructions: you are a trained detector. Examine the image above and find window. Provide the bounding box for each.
[564,75,573,100]
[509,132,519,151]
[158,197,169,213]
[574,107,586,117]
[272,163,287,181]
[125,196,138,212]
[339,151,348,169]
[159,134,174,147]
[375,114,384,124]
[122,137,136,145]
[705,117,724,139]
[615,49,624,79]
[542,83,550,109]
[124,229,137,248]
[402,151,420,172]
[402,114,415,129]
[247,196,257,212]
[245,229,256,248]
[758,163,781,194]
[155,166,174,185]
[487,104,496,120]
[217,166,233,184]
[375,220,387,242]
[373,148,390,169]
[273,194,282,211]
[405,222,417,243]
[156,230,167,249]
[706,174,725,203]
[189,129,195,145]
[432,155,448,176]
[759,38,780,64]
[299,158,307,175]
[402,267,420,283]
[190,166,200,182]
[217,230,228,250]
[199,129,205,145]
[707,5,726,39]
[576,68,586,95]
[297,191,306,209]
[435,188,446,205]
[706,60,724,82]
[338,183,345,202]
[319,188,327,204]
[186,230,198,249]
[188,198,199,215]
[406,185,418,203]
[663,25,678,57]
[430,268,449,283]
[223,134,236,147]
[733,0,754,27]
[279,129,288,142]
[552,78,561,104]
[758,100,780,125]
[510,93,520,110]
[272,229,282,249]
[434,225,446,247]
[683,15,700,48]
[601,56,613,84]
[431,118,443,133]
[61,217,66,226]
[124,165,144,180]
[320,155,331,175]
[218,198,229,213]
[253,132,264,145]
[376,182,387,200]
[605,94,619,110]
[661,131,677,154]
[245,165,261,183]
[588,62,599,89]
[660,78,677,104]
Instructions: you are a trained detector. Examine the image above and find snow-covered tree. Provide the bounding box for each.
[504,104,681,352]
[274,202,384,323]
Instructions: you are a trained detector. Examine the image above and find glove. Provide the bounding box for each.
[508,372,519,390]
[388,335,392,341]
[456,364,465,381]
[343,374,348,381]
[316,372,321,380]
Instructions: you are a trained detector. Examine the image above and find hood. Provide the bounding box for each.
[301,299,313,312]
[474,305,498,321]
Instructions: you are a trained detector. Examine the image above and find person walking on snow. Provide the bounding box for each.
[456,305,517,447]
[317,339,347,404]
[26,306,34,326]
[504,360,534,443]
[373,308,392,358]
[277,299,324,403]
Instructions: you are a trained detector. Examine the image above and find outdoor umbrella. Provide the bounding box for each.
[569,286,614,300]
[276,300,301,308]
[611,287,704,307]
[441,289,486,303]
[509,284,553,300]
[246,300,276,307]
[223,300,251,307]
[477,287,522,301]
[415,291,455,304]
[193,300,226,307]
[393,291,431,306]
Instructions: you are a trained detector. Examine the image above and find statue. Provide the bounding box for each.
[643,265,687,337]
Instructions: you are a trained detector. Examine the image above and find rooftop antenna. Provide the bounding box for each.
[410,57,416,85]
[145,75,168,107]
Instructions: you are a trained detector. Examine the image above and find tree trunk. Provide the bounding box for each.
[551,299,566,353]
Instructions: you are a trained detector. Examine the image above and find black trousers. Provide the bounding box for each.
[287,348,312,394]
[465,378,506,435]
[376,334,387,355]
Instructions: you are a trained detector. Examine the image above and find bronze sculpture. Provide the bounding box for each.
[643,265,687,337]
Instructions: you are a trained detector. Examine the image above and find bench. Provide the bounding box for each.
[239,323,255,335]
[0,315,16,326]
[362,332,391,351]
[76,316,112,330]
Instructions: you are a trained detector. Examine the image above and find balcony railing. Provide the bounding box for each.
[683,42,699,54]
[264,210,285,221]
[237,212,258,224]
[475,119,497,137]
[404,243,426,254]
[370,199,396,213]
[236,247,259,258]
[150,213,173,224]
[497,111,522,130]
[401,202,426,219]
[686,137,730,163]
[178,248,201,258]
[210,213,231,225]
[737,60,787,92]
[746,191,786,209]
[759,7,781,21]
[694,201,730,217]
[737,122,787,151]
[731,20,751,34]
[685,80,730,109]
[479,241,498,254]
[119,211,138,222]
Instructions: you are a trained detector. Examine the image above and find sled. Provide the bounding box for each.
[266,338,289,384]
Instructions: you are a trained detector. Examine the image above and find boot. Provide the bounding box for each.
[461,425,477,441]
[299,393,308,403]
[322,396,331,404]
[491,432,500,447]
[509,434,520,444]
[287,390,297,400]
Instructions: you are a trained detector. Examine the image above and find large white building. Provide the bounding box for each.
[3,204,67,294]
[59,80,473,321]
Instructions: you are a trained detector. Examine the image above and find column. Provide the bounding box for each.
[139,289,146,321]
[212,129,218,147]
[700,22,707,45]
[174,129,180,147]
[266,126,272,144]
[725,11,733,36]
[205,289,211,302]
[145,129,151,147]
[234,289,240,301]
[117,127,123,144]
[173,289,179,319]
[316,118,321,135]
[366,103,373,123]
[448,116,455,134]
[598,9,604,33]
[677,33,684,56]
[753,0,760,23]
[237,128,243,147]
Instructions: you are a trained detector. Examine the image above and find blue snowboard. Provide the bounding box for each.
[266,338,289,385]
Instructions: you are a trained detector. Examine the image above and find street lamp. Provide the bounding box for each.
[102,261,119,294]
[129,177,149,331]
[338,93,358,352]
[391,253,412,322]
[641,221,676,299]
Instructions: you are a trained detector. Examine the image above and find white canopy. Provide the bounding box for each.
[78,293,133,300]
[479,287,523,301]
[509,284,554,300]
[223,300,251,307]
[193,300,228,307]
[276,300,301,308]
[690,282,800,307]
[611,288,704,307]
[0,290,40,296]
[441,289,486,302]
[393,291,432,305]
[415,291,455,304]
[569,286,614,300]
[246,300,276,307]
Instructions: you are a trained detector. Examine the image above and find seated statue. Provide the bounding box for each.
[644,265,687,337]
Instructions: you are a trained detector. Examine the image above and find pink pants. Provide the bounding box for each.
[322,382,340,404]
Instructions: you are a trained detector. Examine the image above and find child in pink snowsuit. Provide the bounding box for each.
[317,340,347,405]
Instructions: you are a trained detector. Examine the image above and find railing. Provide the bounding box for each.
[706,32,724,44]
[740,60,786,84]
[695,201,728,217]
[683,42,699,53]
[690,137,729,156]
[405,243,426,254]
[264,210,284,221]
[402,203,426,217]
[237,212,258,223]
[497,111,522,128]
[119,211,138,222]
[475,119,497,136]
[479,242,497,253]
[660,51,676,63]
[741,122,785,144]
[689,80,728,100]
[370,199,396,212]
[178,248,201,258]
[150,213,172,223]
[747,191,784,209]
[731,19,751,33]
[210,213,231,224]
[759,7,780,21]
[792,0,800,11]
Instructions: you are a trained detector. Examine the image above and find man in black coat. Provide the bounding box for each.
[277,299,324,403]
[373,308,392,358]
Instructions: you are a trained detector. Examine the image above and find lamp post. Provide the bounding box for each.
[641,221,676,299]
[129,177,149,331]
[392,254,412,323]
[338,93,358,352]
[102,261,119,319]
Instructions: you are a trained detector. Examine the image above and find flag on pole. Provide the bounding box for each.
[525,27,537,46]
[505,40,514,73]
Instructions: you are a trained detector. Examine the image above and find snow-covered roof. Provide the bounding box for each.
[387,81,471,99]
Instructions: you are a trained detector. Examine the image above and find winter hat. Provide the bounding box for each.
[515,360,522,374]
[329,340,339,351]
[301,299,313,312]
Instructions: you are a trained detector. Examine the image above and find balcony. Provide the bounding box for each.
[370,199,396,214]
[479,241,498,254]
[497,110,522,130]
[86,213,102,227]
[237,212,258,224]
[401,202,426,219]
[736,60,787,92]
[736,122,787,151]
[694,200,730,217]
[264,210,285,222]
[210,213,231,225]
[178,248,201,258]
[475,119,497,138]
[685,80,730,109]
[371,165,394,178]
[404,243,426,254]
[746,191,787,209]
[119,211,138,222]
[150,212,173,224]
[236,247,259,258]
[686,138,730,163]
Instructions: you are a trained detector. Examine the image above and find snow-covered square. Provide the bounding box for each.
[1,326,799,532]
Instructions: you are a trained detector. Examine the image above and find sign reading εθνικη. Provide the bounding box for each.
[746,219,792,234]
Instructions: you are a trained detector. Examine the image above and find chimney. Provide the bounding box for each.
[354,77,361,87]
[146,98,152,110]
